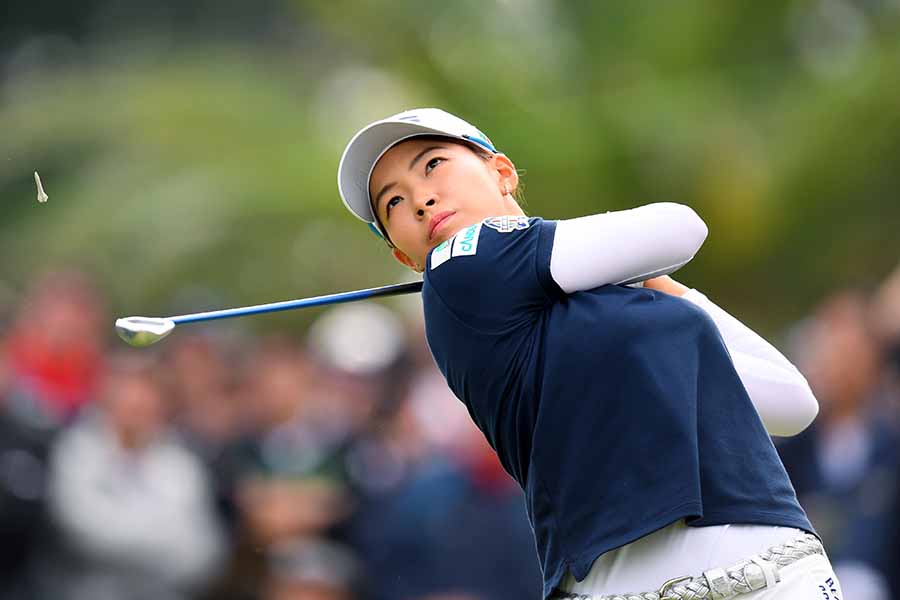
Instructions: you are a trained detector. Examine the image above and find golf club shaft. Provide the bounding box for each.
[169,281,423,325]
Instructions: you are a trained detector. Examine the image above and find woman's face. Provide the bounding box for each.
[368,137,520,270]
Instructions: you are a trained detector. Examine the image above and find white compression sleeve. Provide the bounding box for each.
[549,203,708,293]
[682,289,819,437]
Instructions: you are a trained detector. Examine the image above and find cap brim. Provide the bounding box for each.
[338,120,473,226]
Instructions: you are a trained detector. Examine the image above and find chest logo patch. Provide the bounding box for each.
[483,215,529,233]
[430,238,453,269]
[452,223,482,257]
[430,223,483,269]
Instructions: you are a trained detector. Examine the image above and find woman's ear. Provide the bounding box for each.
[492,153,519,196]
[392,248,423,273]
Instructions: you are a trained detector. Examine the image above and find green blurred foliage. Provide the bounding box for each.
[1,0,899,334]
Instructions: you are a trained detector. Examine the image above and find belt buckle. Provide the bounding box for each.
[658,575,693,599]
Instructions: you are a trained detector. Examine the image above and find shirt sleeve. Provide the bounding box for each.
[549,203,708,293]
[424,218,562,334]
[682,289,819,437]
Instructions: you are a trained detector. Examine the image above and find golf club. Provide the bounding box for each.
[115,280,423,347]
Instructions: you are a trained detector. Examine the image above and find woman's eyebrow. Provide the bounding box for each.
[408,145,446,170]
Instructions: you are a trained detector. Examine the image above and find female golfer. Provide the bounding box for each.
[337,109,841,600]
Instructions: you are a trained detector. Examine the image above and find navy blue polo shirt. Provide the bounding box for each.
[422,216,813,598]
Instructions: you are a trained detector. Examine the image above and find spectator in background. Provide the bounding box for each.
[166,333,246,460]
[778,289,898,600]
[220,305,413,600]
[38,352,226,600]
[215,337,356,600]
[237,336,355,539]
[305,304,412,444]
[164,333,247,531]
[0,341,54,600]
[162,332,251,600]
[349,325,541,600]
[872,263,900,598]
[3,269,105,426]
[872,261,900,404]
[263,539,361,600]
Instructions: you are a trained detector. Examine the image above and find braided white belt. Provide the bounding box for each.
[551,532,824,600]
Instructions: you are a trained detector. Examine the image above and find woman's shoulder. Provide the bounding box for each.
[423,216,559,334]
[426,216,550,273]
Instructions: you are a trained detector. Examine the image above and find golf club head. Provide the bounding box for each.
[115,317,176,347]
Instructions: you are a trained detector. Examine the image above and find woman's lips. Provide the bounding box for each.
[428,211,456,240]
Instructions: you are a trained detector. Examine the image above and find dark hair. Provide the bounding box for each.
[103,350,170,402]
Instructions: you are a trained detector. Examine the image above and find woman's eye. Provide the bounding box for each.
[425,157,444,174]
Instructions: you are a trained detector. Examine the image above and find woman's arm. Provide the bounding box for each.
[645,276,819,437]
[549,203,708,293]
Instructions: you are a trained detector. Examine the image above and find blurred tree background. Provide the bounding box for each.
[2,0,899,335]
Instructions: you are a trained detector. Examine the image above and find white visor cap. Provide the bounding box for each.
[337,108,497,239]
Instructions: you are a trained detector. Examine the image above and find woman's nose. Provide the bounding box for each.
[416,198,436,217]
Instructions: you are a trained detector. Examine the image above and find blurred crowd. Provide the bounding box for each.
[0,268,539,600]
[2,266,900,600]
